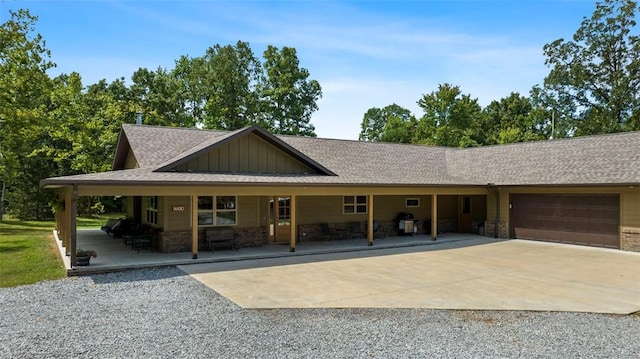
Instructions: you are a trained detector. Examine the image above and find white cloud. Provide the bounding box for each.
[313,77,424,140]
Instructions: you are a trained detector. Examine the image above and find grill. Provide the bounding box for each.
[396,212,419,236]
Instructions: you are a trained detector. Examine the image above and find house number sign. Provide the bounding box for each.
[172,205,185,212]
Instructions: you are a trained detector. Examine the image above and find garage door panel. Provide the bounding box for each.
[512,194,619,249]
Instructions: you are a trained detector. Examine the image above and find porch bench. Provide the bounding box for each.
[205,227,239,252]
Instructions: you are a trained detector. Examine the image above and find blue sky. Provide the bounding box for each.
[2,0,600,139]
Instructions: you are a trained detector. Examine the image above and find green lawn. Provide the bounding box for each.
[0,214,123,287]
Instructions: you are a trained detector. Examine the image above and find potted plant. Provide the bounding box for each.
[76,249,97,266]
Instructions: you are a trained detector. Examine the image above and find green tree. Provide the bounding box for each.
[201,41,262,130]
[414,83,482,147]
[359,104,414,142]
[541,0,640,135]
[479,92,548,145]
[261,45,321,136]
[0,9,55,220]
[131,67,196,127]
[380,115,417,143]
[172,55,208,125]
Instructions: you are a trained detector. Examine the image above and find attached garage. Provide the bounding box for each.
[511,194,620,249]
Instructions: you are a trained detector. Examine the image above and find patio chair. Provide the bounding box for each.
[373,220,385,239]
[112,219,135,239]
[133,235,153,253]
[100,218,121,235]
[347,221,365,239]
[316,223,338,241]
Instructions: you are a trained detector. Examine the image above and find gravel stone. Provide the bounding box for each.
[1,267,638,358]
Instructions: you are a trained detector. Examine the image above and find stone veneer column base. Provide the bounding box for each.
[620,227,640,252]
[484,220,509,239]
[157,227,269,253]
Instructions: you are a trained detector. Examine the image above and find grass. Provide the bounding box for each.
[0,213,123,288]
[76,213,124,228]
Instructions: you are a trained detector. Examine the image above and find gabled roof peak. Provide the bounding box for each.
[153,125,336,176]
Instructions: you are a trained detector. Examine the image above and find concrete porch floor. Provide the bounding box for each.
[56,229,483,275]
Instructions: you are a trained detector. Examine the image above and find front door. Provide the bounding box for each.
[458,196,472,233]
[269,196,291,243]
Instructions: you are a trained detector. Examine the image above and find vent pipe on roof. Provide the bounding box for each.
[136,112,142,125]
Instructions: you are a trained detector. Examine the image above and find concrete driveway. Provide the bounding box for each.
[179,238,640,314]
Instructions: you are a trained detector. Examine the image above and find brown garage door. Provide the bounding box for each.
[511,194,619,249]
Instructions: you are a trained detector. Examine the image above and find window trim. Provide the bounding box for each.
[146,196,158,225]
[406,198,420,208]
[197,195,238,227]
[343,195,367,214]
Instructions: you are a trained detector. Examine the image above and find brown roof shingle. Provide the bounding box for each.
[42,125,640,188]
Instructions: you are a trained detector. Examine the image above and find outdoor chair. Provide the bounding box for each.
[347,221,365,239]
[132,235,153,253]
[100,218,121,235]
[317,223,340,241]
[373,220,386,239]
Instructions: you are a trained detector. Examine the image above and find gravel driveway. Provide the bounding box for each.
[1,267,639,358]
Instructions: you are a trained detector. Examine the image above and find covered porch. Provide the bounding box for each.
[56,228,485,275]
[50,182,491,269]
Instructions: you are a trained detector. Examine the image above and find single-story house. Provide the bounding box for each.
[41,124,640,266]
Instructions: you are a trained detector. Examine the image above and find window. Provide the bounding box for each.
[343,195,367,214]
[198,196,237,226]
[462,196,471,214]
[146,196,158,224]
[406,198,420,207]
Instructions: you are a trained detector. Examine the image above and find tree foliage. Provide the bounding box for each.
[541,0,640,135]
[0,8,324,219]
[360,88,556,147]
[261,46,321,136]
[0,9,55,220]
[478,92,550,145]
[201,41,263,130]
[358,104,414,142]
[414,83,482,147]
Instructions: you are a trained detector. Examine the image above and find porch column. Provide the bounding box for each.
[63,188,71,255]
[367,194,374,246]
[70,184,78,267]
[289,195,297,252]
[431,194,438,241]
[191,195,199,259]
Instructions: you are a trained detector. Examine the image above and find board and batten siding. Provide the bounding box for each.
[296,195,439,225]
[161,195,262,232]
[372,195,432,222]
[296,196,355,225]
[621,188,640,227]
[124,150,138,169]
[163,196,191,231]
[175,133,315,174]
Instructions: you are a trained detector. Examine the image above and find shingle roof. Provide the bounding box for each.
[446,131,640,185]
[42,124,640,188]
[118,125,226,168]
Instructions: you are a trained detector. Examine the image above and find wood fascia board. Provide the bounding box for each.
[492,185,638,194]
[75,184,490,197]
